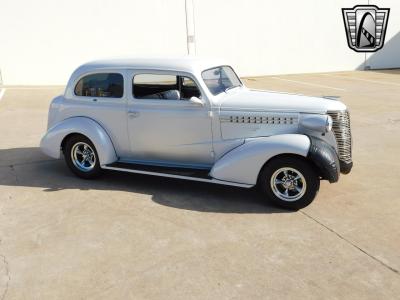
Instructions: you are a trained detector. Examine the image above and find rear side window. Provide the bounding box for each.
[74,73,124,98]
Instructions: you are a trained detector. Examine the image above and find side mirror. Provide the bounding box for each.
[189,96,204,106]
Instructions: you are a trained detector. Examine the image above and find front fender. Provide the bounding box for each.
[40,117,117,165]
[210,134,311,185]
[307,136,340,183]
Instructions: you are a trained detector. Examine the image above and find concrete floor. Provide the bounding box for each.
[0,70,400,299]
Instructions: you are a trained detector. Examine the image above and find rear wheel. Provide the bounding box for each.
[258,156,320,210]
[64,134,102,179]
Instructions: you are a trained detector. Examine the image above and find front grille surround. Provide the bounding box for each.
[327,110,352,164]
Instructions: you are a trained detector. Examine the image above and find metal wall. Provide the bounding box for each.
[0,0,399,85]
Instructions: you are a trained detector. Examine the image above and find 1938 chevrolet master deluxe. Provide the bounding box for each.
[40,58,352,209]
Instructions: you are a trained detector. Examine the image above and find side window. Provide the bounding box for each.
[133,73,201,100]
[74,73,124,98]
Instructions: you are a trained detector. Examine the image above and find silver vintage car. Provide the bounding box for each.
[40,57,352,209]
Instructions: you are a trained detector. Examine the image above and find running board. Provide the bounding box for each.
[102,162,253,188]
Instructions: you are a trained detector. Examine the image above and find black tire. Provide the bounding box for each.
[258,156,320,210]
[64,134,102,179]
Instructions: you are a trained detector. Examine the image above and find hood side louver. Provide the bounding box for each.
[220,115,298,125]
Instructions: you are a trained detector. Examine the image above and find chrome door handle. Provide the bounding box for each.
[128,111,140,118]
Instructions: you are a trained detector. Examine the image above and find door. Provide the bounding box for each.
[66,70,130,157]
[125,71,214,167]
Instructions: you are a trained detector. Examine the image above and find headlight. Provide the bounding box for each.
[300,114,332,133]
[326,115,333,132]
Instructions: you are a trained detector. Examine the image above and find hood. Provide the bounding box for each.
[218,88,346,113]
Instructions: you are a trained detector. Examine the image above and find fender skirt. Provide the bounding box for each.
[307,136,340,183]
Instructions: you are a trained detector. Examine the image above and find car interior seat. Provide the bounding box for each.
[142,89,181,100]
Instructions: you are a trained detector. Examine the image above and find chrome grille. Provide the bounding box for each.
[327,110,352,164]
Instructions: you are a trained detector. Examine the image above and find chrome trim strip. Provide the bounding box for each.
[101,165,254,188]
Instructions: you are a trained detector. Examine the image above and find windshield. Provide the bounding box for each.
[201,66,242,95]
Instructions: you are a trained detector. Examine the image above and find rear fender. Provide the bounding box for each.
[40,117,117,165]
[210,134,311,185]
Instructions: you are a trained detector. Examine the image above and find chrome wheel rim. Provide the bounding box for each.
[270,167,306,202]
[71,142,96,172]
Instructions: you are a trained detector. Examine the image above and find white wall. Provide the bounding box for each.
[194,0,400,76]
[0,0,399,85]
[194,0,363,76]
[0,0,187,85]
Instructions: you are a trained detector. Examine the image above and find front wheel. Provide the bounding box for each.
[258,156,320,210]
[64,134,102,179]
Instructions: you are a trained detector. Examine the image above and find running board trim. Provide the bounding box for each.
[101,165,253,188]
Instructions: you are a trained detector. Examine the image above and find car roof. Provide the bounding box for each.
[74,56,229,74]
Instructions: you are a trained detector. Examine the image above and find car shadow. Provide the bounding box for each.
[0,147,290,214]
